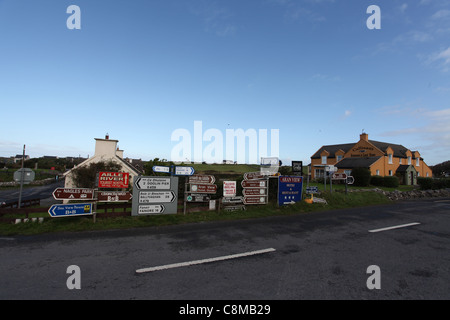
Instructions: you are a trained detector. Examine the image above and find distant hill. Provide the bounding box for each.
[430,160,450,177]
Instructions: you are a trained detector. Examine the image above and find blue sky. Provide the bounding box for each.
[0,0,449,166]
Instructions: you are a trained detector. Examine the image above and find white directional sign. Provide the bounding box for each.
[152,166,171,173]
[174,166,195,176]
[138,204,165,215]
[139,191,176,203]
[132,176,179,216]
[135,177,171,190]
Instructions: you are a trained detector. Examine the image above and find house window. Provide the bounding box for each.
[336,155,343,162]
[416,158,420,166]
[408,156,411,165]
[388,154,393,164]
[315,169,324,178]
[376,169,380,176]
[389,170,393,176]
[344,170,352,176]
[426,172,429,177]
[399,158,402,164]
[321,156,327,164]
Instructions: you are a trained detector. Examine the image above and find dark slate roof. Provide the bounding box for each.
[368,140,411,158]
[311,143,355,159]
[396,165,417,173]
[335,157,382,169]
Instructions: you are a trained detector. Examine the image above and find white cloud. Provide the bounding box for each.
[428,47,450,71]
[431,9,450,20]
[399,3,408,13]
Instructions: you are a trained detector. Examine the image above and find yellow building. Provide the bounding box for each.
[310,133,432,185]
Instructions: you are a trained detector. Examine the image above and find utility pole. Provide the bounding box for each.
[18,144,25,209]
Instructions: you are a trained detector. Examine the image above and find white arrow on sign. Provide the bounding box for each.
[138,191,176,203]
[174,166,195,176]
[135,177,171,190]
[138,204,165,215]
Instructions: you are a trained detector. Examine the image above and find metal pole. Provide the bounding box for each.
[18,144,25,209]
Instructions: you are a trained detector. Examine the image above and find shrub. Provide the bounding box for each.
[351,167,371,187]
[370,175,384,187]
[417,177,434,190]
[383,176,399,188]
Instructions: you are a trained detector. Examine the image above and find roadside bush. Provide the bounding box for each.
[417,177,434,190]
[351,167,371,187]
[370,176,384,187]
[383,176,399,188]
[418,177,450,190]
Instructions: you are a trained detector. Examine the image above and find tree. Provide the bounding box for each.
[71,160,122,188]
[143,158,175,176]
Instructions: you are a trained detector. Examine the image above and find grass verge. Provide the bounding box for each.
[0,191,391,236]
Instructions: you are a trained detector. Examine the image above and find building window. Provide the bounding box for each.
[417,172,420,177]
[416,158,420,166]
[426,172,429,177]
[315,169,324,178]
[376,169,380,176]
[336,155,343,162]
[389,170,393,176]
[388,154,393,164]
[344,170,352,176]
[321,156,327,164]
[399,158,402,164]
[408,156,411,165]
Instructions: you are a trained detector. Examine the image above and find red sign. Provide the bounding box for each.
[241,180,267,188]
[243,188,267,196]
[98,172,129,188]
[98,191,132,202]
[189,184,217,194]
[243,196,268,205]
[244,172,267,180]
[189,175,215,184]
[332,173,347,180]
[52,188,94,200]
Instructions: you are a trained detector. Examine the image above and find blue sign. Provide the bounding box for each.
[174,166,195,176]
[48,203,94,218]
[306,186,319,194]
[278,176,303,205]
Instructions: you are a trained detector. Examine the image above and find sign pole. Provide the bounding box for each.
[18,144,25,209]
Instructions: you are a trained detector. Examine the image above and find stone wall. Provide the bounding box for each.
[348,188,450,201]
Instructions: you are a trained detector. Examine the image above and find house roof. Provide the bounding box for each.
[312,139,422,159]
[396,165,417,173]
[335,157,382,169]
[311,143,355,159]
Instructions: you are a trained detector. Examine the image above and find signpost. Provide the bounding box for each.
[189,184,217,194]
[292,161,303,176]
[138,191,176,203]
[135,177,171,190]
[14,168,35,184]
[306,186,319,194]
[241,180,267,188]
[52,188,95,200]
[243,196,267,205]
[97,191,132,202]
[152,166,171,174]
[189,175,215,184]
[48,203,93,218]
[278,176,303,206]
[132,176,179,215]
[223,181,236,197]
[174,166,195,176]
[332,173,347,180]
[98,172,129,188]
[243,172,266,180]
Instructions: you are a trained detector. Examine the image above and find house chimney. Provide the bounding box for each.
[105,133,109,140]
[360,132,368,141]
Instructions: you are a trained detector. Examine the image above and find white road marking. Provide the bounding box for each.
[136,248,276,274]
[434,200,450,203]
[369,222,421,233]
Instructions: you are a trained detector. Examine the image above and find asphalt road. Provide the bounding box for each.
[0,197,449,301]
[0,181,64,206]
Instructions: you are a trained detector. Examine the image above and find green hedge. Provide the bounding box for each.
[351,167,371,187]
[370,176,399,188]
[418,177,450,190]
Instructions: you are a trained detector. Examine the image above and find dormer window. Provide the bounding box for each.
[321,155,327,164]
[388,153,393,164]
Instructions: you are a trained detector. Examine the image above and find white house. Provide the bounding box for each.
[64,134,141,189]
